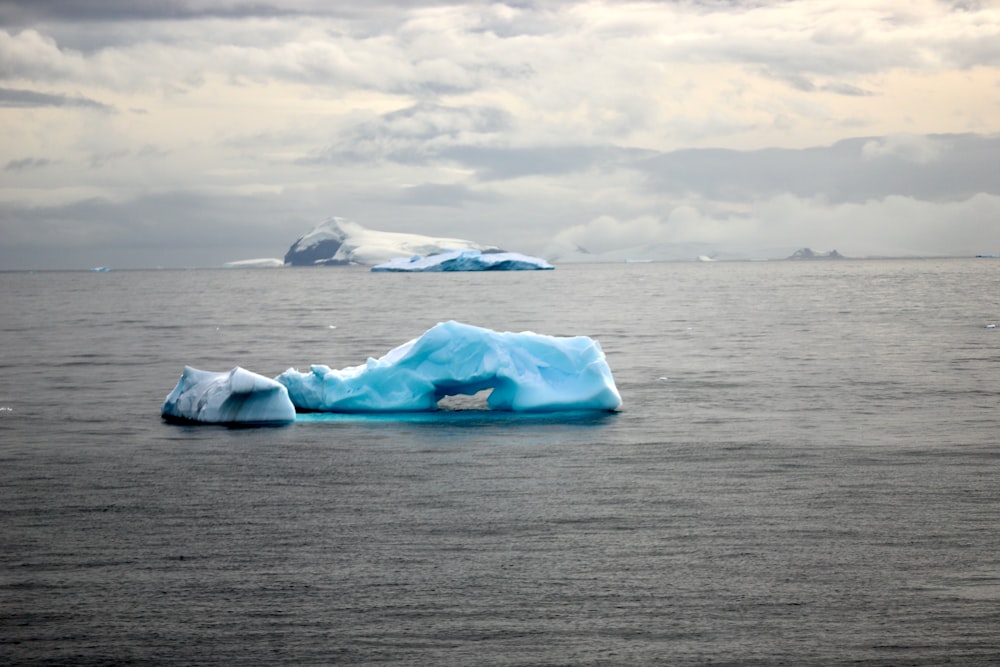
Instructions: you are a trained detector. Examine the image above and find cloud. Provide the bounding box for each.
[636,134,1000,204]
[0,190,315,268]
[0,1,504,26]
[440,145,654,181]
[0,1,308,25]
[306,102,657,179]
[744,192,1000,257]
[0,86,112,110]
[861,134,950,163]
[4,156,55,171]
[820,82,875,97]
[305,103,513,165]
[0,28,83,80]
[551,193,1000,259]
[552,214,667,254]
[391,183,502,207]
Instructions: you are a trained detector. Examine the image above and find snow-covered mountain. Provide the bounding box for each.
[284,217,500,266]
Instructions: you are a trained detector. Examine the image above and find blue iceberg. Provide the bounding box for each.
[161,366,296,425]
[371,249,553,272]
[161,322,622,424]
[276,321,621,413]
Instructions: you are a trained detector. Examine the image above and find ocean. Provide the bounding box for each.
[2,259,999,665]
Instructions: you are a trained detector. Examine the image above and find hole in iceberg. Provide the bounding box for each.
[436,388,493,411]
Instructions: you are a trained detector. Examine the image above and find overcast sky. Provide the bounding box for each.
[1,0,999,268]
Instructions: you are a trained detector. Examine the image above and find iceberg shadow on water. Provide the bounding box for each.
[294,409,619,426]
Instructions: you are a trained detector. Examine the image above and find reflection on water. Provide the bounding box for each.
[295,409,620,426]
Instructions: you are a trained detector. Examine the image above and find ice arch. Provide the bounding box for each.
[277,321,621,413]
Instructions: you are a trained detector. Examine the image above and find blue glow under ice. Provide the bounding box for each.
[161,366,296,425]
[371,249,553,272]
[277,321,621,413]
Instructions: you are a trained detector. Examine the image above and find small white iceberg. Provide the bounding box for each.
[162,366,296,425]
[223,258,285,269]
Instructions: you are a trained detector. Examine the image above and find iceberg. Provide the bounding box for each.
[161,366,296,425]
[284,217,500,266]
[277,321,621,413]
[223,258,285,268]
[371,249,554,272]
[786,247,844,260]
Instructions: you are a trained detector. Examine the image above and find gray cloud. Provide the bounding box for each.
[0,1,305,25]
[440,145,655,181]
[4,156,55,171]
[765,71,875,96]
[0,190,315,268]
[390,183,503,207]
[305,103,514,165]
[86,149,131,168]
[304,102,657,179]
[820,82,874,97]
[635,134,1000,204]
[0,0,490,28]
[0,86,112,110]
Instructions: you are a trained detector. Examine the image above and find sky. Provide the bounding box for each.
[1,0,999,269]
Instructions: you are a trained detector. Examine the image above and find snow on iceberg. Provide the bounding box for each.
[284,216,499,266]
[277,321,621,413]
[162,366,296,425]
[371,249,553,272]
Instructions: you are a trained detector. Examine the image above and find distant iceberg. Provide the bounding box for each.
[277,321,621,413]
[223,258,285,269]
[786,247,844,260]
[372,249,553,272]
[162,366,296,425]
[284,217,500,266]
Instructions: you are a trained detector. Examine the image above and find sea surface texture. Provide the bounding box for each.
[2,260,999,665]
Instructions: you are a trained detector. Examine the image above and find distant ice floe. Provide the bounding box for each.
[371,249,553,272]
[162,321,621,424]
[223,258,285,268]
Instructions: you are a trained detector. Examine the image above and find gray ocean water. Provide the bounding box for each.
[2,259,999,666]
